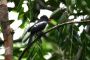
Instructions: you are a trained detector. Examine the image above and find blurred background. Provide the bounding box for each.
[0,0,90,60]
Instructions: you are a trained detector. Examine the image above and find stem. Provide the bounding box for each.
[44,20,90,34]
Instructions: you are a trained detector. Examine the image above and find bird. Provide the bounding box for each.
[27,15,49,44]
[19,15,49,60]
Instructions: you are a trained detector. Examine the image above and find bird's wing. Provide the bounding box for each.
[31,21,47,33]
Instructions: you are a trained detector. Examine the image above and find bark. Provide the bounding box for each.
[0,0,13,60]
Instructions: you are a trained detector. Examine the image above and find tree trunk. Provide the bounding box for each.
[0,0,13,60]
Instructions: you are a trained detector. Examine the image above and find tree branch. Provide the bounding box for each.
[44,20,90,34]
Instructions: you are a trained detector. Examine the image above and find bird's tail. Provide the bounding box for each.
[18,33,34,60]
[28,33,34,45]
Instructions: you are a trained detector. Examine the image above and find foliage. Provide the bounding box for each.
[0,0,90,60]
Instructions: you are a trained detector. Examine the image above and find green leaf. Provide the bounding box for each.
[16,0,24,12]
[71,0,76,5]
[85,34,90,40]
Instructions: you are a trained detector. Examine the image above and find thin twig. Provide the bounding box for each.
[44,20,90,34]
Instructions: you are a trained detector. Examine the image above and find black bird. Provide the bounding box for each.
[27,15,49,43]
[19,15,49,60]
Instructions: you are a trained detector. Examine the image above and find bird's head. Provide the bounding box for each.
[40,15,50,22]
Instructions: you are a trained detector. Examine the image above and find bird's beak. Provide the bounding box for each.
[48,19,51,22]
